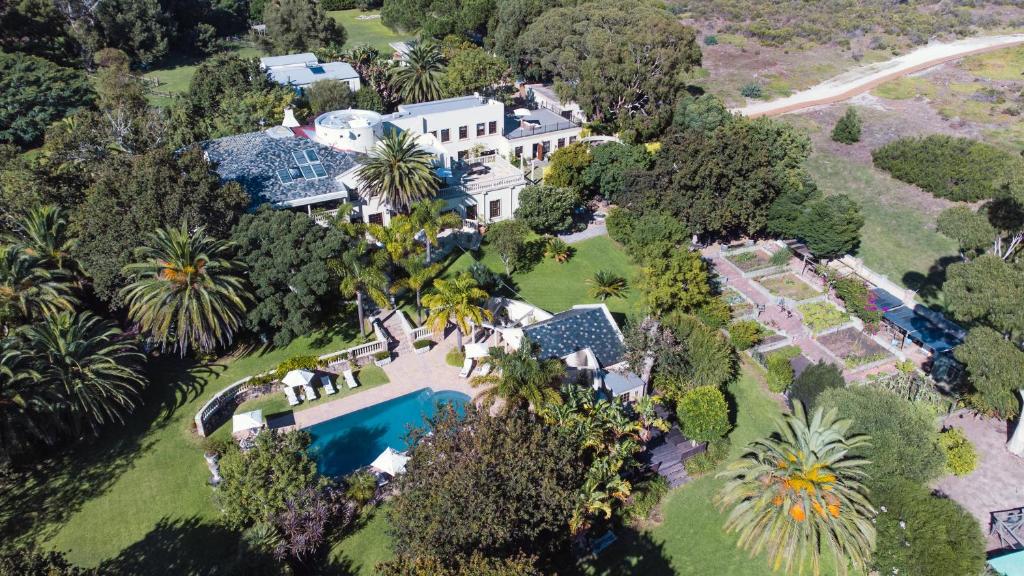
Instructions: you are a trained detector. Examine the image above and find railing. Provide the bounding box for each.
[439,173,527,198]
[398,310,433,344]
[507,121,580,140]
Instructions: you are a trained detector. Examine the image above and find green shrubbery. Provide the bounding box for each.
[273,354,326,380]
[766,354,795,393]
[728,320,764,351]
[789,361,845,410]
[677,385,731,441]
[624,475,670,524]
[606,207,689,263]
[739,83,763,99]
[872,135,1022,201]
[939,427,977,476]
[797,301,849,333]
[833,277,883,326]
[684,437,730,476]
[831,107,861,144]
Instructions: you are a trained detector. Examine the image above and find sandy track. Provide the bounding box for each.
[732,34,1024,117]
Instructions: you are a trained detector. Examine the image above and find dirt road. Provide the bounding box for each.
[732,34,1024,117]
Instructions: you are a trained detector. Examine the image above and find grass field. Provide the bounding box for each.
[329,10,412,53]
[143,42,263,107]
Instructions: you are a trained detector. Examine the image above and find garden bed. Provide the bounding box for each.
[797,301,850,334]
[817,327,893,369]
[723,287,754,318]
[758,273,821,301]
[723,249,776,273]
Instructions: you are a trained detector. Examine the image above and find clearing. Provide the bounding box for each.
[329,9,413,53]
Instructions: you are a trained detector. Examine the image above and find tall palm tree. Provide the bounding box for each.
[21,311,146,436]
[330,247,390,336]
[470,339,564,411]
[356,130,440,213]
[393,259,440,322]
[422,272,491,351]
[0,245,76,331]
[389,41,446,103]
[715,402,875,576]
[121,224,251,356]
[367,216,420,266]
[0,344,56,461]
[411,199,462,263]
[570,457,632,535]
[6,205,78,273]
[587,270,628,301]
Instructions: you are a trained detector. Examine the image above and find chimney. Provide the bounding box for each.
[282,107,300,128]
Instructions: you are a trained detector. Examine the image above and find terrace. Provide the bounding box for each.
[437,154,528,198]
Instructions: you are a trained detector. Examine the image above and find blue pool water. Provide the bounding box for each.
[306,388,469,477]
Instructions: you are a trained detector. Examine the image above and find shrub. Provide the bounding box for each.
[703,35,718,45]
[467,262,500,293]
[768,246,792,267]
[833,277,883,325]
[543,237,573,263]
[789,361,844,410]
[445,348,465,367]
[872,135,1022,201]
[728,320,764,351]
[606,208,688,262]
[514,184,581,234]
[831,107,862,144]
[740,83,763,98]
[413,339,433,350]
[373,350,390,361]
[684,437,730,476]
[202,436,233,456]
[938,427,977,476]
[677,385,731,442]
[766,353,794,392]
[624,475,669,524]
[274,354,325,380]
[695,297,732,329]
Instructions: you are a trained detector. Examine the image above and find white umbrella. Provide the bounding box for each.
[463,343,490,359]
[282,369,315,388]
[371,447,410,476]
[232,409,263,433]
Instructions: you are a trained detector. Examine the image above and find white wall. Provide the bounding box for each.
[500,127,583,160]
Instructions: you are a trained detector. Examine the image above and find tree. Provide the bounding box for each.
[272,487,351,570]
[20,311,145,437]
[94,0,169,67]
[672,93,733,135]
[716,402,875,576]
[411,199,462,263]
[789,361,844,411]
[0,345,53,461]
[231,207,348,346]
[638,248,713,317]
[377,553,542,576]
[0,545,92,576]
[330,245,390,336]
[638,314,735,399]
[796,194,864,260]
[937,205,999,260]
[0,245,76,331]
[0,52,94,149]
[0,0,79,65]
[514,0,701,125]
[606,209,689,263]
[343,470,378,509]
[485,219,530,275]
[580,143,651,202]
[943,255,1024,340]
[380,0,493,39]
[831,107,861,144]
[470,339,564,411]
[389,41,446,104]
[422,272,491,351]
[442,40,510,98]
[122,224,251,356]
[356,130,440,212]
[305,80,354,116]
[676,385,730,442]
[186,54,274,120]
[954,326,1024,419]
[72,147,249,304]
[8,204,77,274]
[587,271,628,301]
[394,259,440,322]
[816,386,945,485]
[514,185,580,234]
[544,143,591,193]
[388,406,585,570]
[262,0,347,54]
[218,430,327,529]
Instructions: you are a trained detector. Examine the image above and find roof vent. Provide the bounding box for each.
[282,107,300,128]
[265,125,294,139]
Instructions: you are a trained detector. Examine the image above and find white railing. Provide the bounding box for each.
[398,310,434,344]
[439,173,527,198]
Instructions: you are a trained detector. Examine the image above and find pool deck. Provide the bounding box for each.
[289,325,483,429]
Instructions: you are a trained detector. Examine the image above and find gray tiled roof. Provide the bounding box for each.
[200,129,362,207]
[523,307,624,367]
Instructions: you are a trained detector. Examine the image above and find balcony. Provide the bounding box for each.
[438,155,527,198]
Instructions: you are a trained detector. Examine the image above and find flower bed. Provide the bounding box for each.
[723,288,754,318]
[758,273,820,301]
[723,250,775,273]
[797,301,850,334]
[817,327,892,369]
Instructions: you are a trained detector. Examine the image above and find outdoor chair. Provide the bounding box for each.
[459,358,474,378]
[283,386,300,406]
[303,383,318,401]
[344,369,359,389]
[321,375,338,395]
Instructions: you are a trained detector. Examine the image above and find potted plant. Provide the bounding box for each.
[413,339,433,355]
[373,350,392,366]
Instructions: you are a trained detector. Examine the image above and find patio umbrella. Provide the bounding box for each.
[463,343,490,359]
[371,447,410,476]
[282,369,316,388]
[232,410,263,434]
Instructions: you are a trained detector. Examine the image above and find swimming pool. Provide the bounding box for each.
[306,388,469,477]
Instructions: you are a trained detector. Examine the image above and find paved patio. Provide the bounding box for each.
[935,410,1024,549]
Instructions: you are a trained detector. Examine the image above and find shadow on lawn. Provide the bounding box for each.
[901,254,960,310]
[99,516,243,576]
[584,526,676,576]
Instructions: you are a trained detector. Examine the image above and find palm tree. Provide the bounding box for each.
[6,205,77,272]
[356,130,440,213]
[422,272,491,351]
[394,259,440,322]
[21,311,146,436]
[544,237,573,263]
[587,271,628,301]
[121,224,251,356]
[411,199,462,263]
[344,470,378,509]
[470,339,564,411]
[367,216,420,266]
[330,247,390,336]
[0,344,56,460]
[632,394,670,441]
[715,402,875,576]
[0,245,76,331]
[389,41,445,103]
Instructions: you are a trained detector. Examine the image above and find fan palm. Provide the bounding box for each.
[356,130,440,213]
[21,311,146,436]
[411,199,462,263]
[389,41,446,103]
[394,259,440,322]
[121,224,251,355]
[470,339,564,411]
[587,271,628,301]
[330,247,390,336]
[0,344,57,460]
[344,470,379,509]
[544,237,573,263]
[422,272,490,351]
[6,205,78,272]
[367,216,420,265]
[715,401,875,576]
[0,245,76,330]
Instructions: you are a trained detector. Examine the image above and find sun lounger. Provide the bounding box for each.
[283,386,300,406]
[303,383,318,401]
[321,375,338,395]
[475,363,492,376]
[459,357,474,378]
[344,369,359,389]
[590,530,617,555]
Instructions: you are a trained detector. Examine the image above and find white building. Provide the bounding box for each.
[523,83,587,124]
[259,53,361,93]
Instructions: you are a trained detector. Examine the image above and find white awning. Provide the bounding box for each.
[370,447,410,476]
[282,369,315,388]
[232,410,263,433]
[463,343,490,359]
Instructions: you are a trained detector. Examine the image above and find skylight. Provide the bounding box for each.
[281,149,327,182]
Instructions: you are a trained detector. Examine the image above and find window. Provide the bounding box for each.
[560,110,572,120]
[476,123,485,137]
[368,213,384,225]
[542,141,550,156]
[458,150,468,162]
[489,199,501,219]
[465,204,478,220]
[569,136,577,144]
[459,125,468,139]
[514,146,523,159]
[557,138,565,149]
[488,121,497,134]
[440,129,450,142]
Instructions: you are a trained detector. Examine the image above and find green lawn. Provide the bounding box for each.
[329,10,412,53]
[329,507,394,575]
[143,42,263,107]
